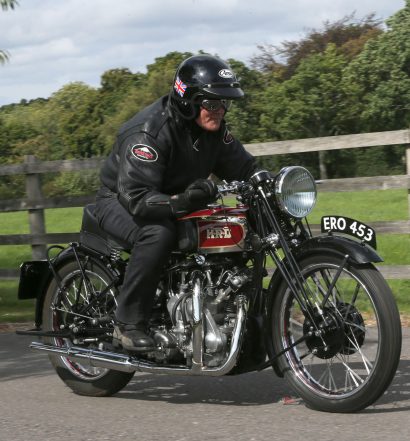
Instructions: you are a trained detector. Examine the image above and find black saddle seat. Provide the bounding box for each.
[80,204,131,256]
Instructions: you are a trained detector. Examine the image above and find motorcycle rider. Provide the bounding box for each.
[94,54,257,352]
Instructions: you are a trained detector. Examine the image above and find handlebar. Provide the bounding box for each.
[217,181,244,195]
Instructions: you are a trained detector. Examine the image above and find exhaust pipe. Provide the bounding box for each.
[30,303,246,377]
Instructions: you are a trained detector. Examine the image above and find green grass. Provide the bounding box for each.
[0,189,409,323]
[308,189,408,223]
[0,280,35,323]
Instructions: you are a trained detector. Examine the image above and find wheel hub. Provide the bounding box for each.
[337,302,366,355]
[303,303,366,359]
[303,310,345,359]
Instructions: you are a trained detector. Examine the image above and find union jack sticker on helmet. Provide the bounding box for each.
[174,76,187,97]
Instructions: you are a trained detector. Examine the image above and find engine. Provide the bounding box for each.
[149,254,252,367]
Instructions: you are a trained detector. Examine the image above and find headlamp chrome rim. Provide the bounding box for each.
[274,166,317,218]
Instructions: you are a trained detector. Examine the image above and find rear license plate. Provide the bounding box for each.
[321,216,376,249]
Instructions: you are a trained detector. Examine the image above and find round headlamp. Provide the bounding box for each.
[275,166,317,218]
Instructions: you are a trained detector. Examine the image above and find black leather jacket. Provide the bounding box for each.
[99,95,256,219]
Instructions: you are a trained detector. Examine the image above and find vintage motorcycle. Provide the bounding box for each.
[17,167,402,412]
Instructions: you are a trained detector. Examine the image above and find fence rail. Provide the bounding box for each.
[0,129,409,279]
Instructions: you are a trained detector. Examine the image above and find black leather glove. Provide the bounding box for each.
[184,179,218,203]
[169,179,218,217]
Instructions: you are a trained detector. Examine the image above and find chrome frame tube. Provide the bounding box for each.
[191,276,203,371]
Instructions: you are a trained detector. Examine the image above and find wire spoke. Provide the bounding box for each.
[283,261,381,399]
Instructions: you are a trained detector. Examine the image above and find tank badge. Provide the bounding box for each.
[206,226,232,239]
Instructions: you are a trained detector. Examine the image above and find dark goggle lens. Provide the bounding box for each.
[201,99,231,111]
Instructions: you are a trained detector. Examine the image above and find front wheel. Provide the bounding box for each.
[43,257,134,397]
[270,253,402,412]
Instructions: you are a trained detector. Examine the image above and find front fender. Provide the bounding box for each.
[263,233,382,377]
[294,234,383,264]
[266,234,383,308]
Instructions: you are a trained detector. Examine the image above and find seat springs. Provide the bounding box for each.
[110,248,121,262]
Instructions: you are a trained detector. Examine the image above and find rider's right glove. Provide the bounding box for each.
[170,178,218,217]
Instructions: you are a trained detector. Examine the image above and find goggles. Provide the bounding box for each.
[200,99,231,111]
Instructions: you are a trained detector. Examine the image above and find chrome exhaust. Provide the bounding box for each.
[30,302,246,376]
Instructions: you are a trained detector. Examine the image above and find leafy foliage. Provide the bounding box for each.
[1,5,410,197]
[0,0,19,64]
[251,13,383,78]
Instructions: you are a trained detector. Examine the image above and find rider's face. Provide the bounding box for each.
[195,106,225,132]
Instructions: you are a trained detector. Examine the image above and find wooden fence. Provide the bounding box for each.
[0,129,409,279]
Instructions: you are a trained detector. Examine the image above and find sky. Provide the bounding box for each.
[0,0,406,105]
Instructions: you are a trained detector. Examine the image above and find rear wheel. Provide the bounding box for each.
[270,253,402,412]
[43,258,134,396]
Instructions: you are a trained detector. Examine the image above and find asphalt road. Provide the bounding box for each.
[0,329,409,441]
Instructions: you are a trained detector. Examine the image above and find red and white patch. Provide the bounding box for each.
[131,144,158,162]
[223,128,234,144]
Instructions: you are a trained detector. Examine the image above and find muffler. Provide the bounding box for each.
[30,303,246,376]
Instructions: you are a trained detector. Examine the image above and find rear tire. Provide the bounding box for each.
[269,253,401,412]
[43,258,134,397]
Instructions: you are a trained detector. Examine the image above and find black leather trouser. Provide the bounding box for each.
[94,193,176,326]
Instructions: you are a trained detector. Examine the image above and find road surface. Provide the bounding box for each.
[0,328,409,441]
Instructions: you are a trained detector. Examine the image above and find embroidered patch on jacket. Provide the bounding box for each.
[223,128,234,144]
[130,144,158,162]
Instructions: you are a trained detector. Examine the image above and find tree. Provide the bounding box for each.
[257,44,350,178]
[97,51,193,153]
[45,82,102,159]
[0,0,18,64]
[339,0,410,176]
[343,0,410,132]
[224,59,265,143]
[251,13,382,80]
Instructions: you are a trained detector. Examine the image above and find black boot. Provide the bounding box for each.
[113,324,155,352]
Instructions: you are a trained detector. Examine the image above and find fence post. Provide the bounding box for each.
[25,155,47,260]
[407,148,410,220]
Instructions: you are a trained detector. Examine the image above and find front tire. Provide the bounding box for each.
[269,253,402,412]
[43,258,134,397]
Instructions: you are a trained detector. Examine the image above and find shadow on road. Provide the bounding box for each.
[0,333,53,382]
[117,326,410,410]
[113,359,410,410]
[116,369,293,406]
[1,332,409,413]
[360,359,410,413]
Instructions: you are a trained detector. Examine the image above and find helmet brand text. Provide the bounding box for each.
[218,69,234,78]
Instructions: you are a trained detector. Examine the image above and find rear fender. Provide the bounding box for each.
[36,247,80,328]
[18,246,87,328]
[18,260,51,301]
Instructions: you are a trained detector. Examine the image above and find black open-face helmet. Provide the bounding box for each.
[170,54,244,119]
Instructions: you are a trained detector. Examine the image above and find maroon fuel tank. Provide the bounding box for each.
[177,205,249,254]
